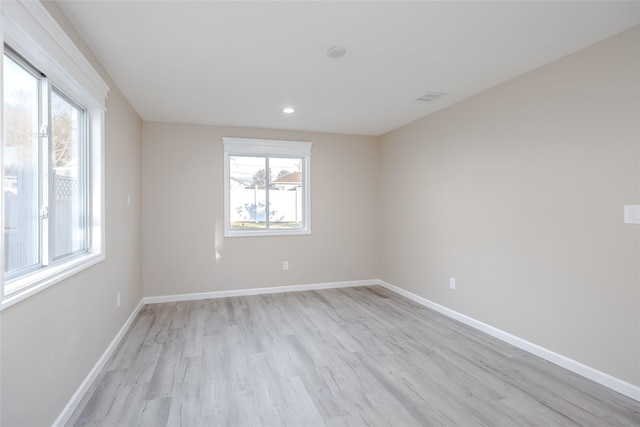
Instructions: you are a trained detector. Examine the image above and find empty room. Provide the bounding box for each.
[1,1,639,426]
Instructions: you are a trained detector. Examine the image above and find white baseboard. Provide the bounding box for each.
[375,279,640,402]
[52,299,145,427]
[142,279,377,304]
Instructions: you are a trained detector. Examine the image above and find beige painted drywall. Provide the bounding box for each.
[379,26,640,386]
[0,3,143,426]
[143,123,379,297]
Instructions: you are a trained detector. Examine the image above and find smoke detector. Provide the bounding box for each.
[326,47,346,58]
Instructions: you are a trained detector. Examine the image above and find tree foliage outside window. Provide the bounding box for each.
[52,99,76,168]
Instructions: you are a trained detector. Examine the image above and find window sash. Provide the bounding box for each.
[50,87,88,261]
[3,49,44,280]
[229,155,306,232]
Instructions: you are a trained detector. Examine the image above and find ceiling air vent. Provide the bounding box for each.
[416,91,446,102]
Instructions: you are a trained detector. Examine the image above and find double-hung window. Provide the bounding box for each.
[223,137,311,237]
[1,1,108,308]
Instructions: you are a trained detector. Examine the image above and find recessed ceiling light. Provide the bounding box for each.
[326,46,346,58]
[283,107,295,114]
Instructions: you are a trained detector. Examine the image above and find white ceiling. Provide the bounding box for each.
[57,1,640,136]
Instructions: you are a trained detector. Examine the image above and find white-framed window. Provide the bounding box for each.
[1,1,108,309]
[223,137,312,237]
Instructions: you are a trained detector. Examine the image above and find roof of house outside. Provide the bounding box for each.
[273,172,301,184]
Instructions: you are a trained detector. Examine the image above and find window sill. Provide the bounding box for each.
[225,228,311,238]
[1,252,105,311]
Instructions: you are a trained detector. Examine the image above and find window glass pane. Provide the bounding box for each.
[229,155,267,230]
[51,90,85,259]
[3,54,40,276]
[269,157,303,229]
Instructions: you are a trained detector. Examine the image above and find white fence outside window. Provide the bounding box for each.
[230,187,302,223]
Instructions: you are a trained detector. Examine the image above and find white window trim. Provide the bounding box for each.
[223,137,312,237]
[1,1,108,310]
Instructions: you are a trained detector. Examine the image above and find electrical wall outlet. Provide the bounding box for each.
[449,277,456,290]
[283,261,289,271]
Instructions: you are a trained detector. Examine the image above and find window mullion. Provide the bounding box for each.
[40,76,50,267]
[265,156,270,229]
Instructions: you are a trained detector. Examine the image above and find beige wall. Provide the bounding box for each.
[0,3,143,426]
[143,123,379,296]
[379,27,640,386]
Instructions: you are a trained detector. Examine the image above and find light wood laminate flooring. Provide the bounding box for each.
[67,286,640,426]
